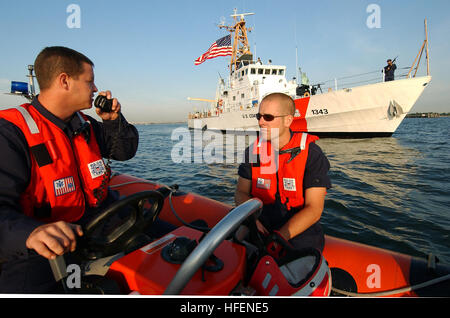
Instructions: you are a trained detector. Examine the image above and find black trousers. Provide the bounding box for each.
[288,222,325,252]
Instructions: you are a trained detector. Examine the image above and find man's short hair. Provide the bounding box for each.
[34,46,94,91]
[261,92,295,115]
[387,59,392,62]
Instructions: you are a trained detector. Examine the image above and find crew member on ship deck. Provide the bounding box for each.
[384,59,397,81]
[234,93,331,253]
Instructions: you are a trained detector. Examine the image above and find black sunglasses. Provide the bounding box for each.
[255,113,290,121]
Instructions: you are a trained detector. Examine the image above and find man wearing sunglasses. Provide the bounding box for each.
[235,93,331,253]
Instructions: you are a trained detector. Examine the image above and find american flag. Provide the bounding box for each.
[53,176,76,197]
[194,35,233,65]
[256,177,271,190]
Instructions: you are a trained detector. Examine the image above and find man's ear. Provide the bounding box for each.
[56,72,71,91]
[284,114,294,128]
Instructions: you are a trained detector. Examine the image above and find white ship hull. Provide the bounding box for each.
[188,75,432,137]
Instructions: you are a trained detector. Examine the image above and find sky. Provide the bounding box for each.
[0,0,449,123]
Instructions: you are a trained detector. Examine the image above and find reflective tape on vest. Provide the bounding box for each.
[15,106,39,134]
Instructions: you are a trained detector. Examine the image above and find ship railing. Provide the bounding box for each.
[312,67,413,94]
[188,109,222,119]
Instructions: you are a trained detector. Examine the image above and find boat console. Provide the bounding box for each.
[108,226,247,295]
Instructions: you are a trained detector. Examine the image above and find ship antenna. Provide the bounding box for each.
[219,9,254,75]
[27,65,36,99]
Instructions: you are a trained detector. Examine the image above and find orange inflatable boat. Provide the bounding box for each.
[55,173,450,297]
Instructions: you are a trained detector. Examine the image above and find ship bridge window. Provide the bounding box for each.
[251,68,256,74]
[258,69,264,75]
[265,69,270,75]
[278,69,284,75]
[272,69,277,75]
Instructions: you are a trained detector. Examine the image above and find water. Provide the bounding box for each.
[113,118,450,264]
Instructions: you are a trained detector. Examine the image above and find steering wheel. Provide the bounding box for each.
[77,190,165,260]
[164,198,262,294]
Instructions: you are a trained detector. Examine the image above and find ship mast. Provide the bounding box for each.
[407,18,431,78]
[219,9,254,75]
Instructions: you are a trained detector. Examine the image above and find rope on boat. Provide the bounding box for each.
[110,179,211,232]
[331,273,450,297]
[109,180,157,189]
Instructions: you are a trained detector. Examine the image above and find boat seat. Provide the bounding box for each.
[279,255,316,286]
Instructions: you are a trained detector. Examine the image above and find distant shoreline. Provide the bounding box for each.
[406,112,450,118]
[130,121,186,125]
[130,113,450,125]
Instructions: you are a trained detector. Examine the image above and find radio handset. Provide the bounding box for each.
[94,95,113,113]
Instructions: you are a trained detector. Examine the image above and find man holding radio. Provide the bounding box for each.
[0,46,139,293]
[234,93,331,254]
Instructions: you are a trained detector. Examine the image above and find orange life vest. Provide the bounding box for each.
[251,132,319,210]
[0,103,109,223]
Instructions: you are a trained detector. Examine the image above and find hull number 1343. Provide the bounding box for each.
[311,109,329,115]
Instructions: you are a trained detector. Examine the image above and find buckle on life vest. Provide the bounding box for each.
[73,112,91,142]
[279,146,302,163]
